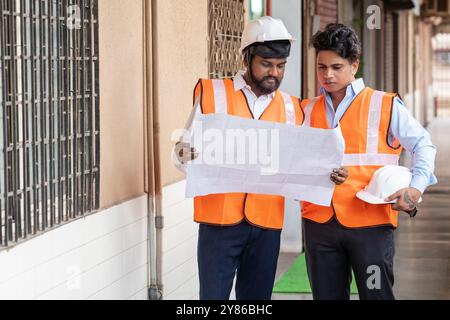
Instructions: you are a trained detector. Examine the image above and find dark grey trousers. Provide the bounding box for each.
[303,216,396,300]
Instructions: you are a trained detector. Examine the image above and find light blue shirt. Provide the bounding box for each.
[320,78,437,194]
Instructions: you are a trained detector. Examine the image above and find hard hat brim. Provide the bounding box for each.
[356,190,397,204]
[356,190,423,205]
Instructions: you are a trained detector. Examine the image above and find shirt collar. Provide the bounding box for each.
[320,78,366,96]
[233,71,276,99]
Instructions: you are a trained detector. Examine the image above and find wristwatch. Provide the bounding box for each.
[407,207,418,218]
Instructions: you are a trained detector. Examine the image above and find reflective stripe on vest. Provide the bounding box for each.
[210,79,298,123]
[303,97,319,127]
[342,153,399,166]
[211,79,228,114]
[367,90,384,153]
[280,92,296,125]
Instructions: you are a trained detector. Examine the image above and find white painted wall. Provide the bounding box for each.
[0,196,148,300]
[161,180,199,300]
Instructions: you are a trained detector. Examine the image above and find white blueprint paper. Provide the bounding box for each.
[185,113,345,206]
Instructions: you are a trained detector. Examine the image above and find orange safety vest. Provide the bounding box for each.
[301,87,403,228]
[192,78,304,230]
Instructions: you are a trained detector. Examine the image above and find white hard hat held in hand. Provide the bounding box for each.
[239,16,295,55]
[356,165,423,205]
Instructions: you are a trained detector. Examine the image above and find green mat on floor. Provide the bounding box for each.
[273,253,358,294]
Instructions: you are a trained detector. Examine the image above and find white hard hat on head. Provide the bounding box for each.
[356,165,422,204]
[239,16,295,55]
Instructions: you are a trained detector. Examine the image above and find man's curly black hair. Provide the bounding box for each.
[312,23,361,63]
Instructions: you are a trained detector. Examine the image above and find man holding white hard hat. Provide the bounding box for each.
[300,24,437,300]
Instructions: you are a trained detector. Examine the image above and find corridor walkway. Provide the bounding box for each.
[394,118,450,299]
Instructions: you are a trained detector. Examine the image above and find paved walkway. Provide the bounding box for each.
[394,118,450,299]
[273,117,450,300]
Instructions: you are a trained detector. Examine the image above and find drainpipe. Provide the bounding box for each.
[144,0,163,300]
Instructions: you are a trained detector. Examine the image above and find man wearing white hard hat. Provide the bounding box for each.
[300,23,437,300]
[173,16,348,300]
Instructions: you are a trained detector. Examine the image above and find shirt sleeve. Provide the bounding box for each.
[389,97,438,193]
[172,96,202,174]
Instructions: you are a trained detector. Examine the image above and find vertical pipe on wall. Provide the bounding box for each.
[144,0,163,300]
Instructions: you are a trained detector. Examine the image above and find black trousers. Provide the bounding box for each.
[303,217,396,300]
[198,220,281,300]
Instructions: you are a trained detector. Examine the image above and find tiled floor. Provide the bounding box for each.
[273,118,450,300]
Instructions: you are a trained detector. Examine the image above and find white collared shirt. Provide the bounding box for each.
[320,78,366,128]
[233,71,275,120]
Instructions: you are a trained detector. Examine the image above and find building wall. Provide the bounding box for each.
[153,0,208,188]
[0,0,149,300]
[384,11,395,92]
[362,0,384,89]
[302,0,321,98]
[418,21,435,125]
[396,10,415,115]
[338,0,356,27]
[99,0,146,209]
[407,11,416,116]
[415,18,424,124]
[0,196,148,300]
[397,11,408,103]
[387,8,434,125]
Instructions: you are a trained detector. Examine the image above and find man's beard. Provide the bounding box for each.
[252,74,281,95]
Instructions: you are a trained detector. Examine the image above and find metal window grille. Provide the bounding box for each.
[0,0,99,248]
[208,0,245,79]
